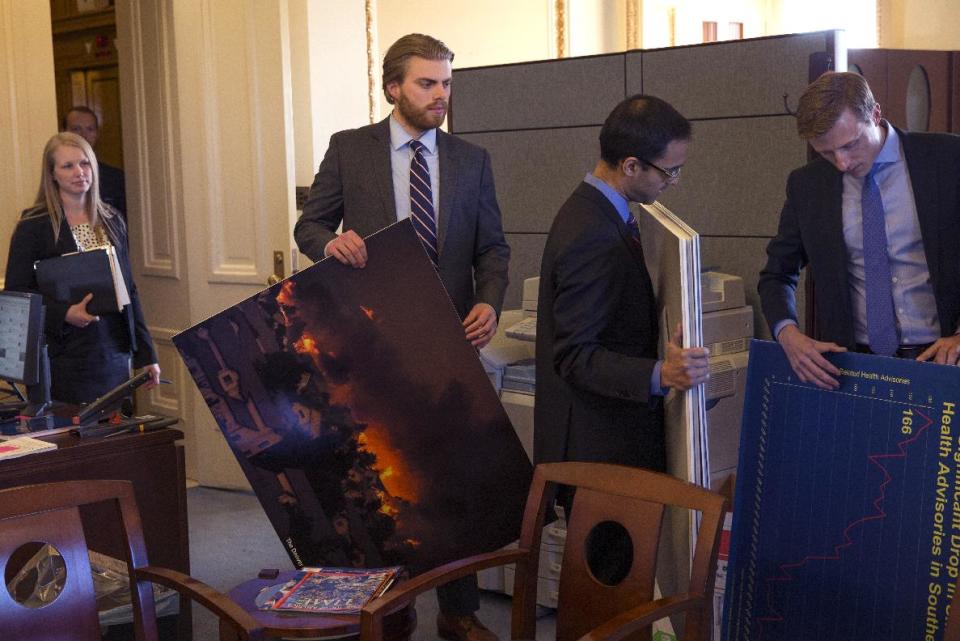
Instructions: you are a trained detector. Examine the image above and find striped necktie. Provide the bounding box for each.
[408,140,439,267]
[861,162,899,356]
[626,214,642,246]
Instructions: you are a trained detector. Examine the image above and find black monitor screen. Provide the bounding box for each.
[0,291,43,385]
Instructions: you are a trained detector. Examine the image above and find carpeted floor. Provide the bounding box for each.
[186,486,555,640]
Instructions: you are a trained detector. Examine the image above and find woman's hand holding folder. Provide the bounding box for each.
[64,292,100,328]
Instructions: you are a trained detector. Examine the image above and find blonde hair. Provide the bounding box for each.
[796,72,877,140]
[35,132,118,244]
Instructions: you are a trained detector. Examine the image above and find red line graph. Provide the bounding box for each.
[755,408,934,636]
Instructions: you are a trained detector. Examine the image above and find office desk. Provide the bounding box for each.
[0,426,190,640]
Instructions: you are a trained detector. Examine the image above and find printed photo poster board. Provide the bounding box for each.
[724,340,960,641]
[639,200,707,633]
[173,221,533,576]
[638,201,708,490]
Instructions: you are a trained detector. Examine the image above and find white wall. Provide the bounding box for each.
[0,0,57,285]
[642,0,770,48]
[879,0,960,49]
[374,0,560,119]
[568,0,628,56]
[303,0,369,172]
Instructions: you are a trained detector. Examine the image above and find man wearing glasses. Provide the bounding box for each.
[534,94,710,479]
[759,72,960,390]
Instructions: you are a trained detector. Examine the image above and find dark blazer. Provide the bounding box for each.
[534,182,664,472]
[294,118,510,319]
[4,206,158,369]
[98,162,127,221]
[759,129,960,346]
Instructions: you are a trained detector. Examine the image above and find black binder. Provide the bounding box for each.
[34,248,128,316]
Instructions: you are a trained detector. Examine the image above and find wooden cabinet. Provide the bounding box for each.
[848,49,958,134]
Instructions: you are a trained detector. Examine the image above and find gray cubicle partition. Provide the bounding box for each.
[450,31,845,337]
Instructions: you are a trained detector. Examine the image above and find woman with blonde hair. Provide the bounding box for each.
[4,132,159,405]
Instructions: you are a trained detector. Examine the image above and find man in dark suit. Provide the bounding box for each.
[63,106,127,220]
[294,33,509,641]
[295,34,508,350]
[534,95,710,477]
[759,72,960,390]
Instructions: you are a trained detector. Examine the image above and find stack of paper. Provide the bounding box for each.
[0,435,57,460]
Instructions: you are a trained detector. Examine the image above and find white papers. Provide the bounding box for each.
[106,246,131,309]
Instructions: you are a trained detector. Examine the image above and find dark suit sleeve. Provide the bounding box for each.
[758,170,808,336]
[471,149,510,317]
[99,164,127,221]
[294,133,345,262]
[550,231,656,405]
[3,218,71,336]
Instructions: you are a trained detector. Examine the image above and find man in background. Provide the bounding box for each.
[759,72,960,389]
[294,33,509,641]
[63,105,127,220]
[535,95,710,480]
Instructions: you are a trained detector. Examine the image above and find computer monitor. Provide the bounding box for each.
[0,291,44,384]
[0,290,50,415]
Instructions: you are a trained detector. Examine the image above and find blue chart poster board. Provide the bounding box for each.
[723,340,960,641]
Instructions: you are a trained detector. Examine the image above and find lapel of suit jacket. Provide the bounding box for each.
[371,118,398,225]
[437,129,457,258]
[900,129,941,290]
[56,216,79,254]
[576,182,648,267]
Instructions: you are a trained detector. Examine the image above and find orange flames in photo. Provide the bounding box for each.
[359,422,421,502]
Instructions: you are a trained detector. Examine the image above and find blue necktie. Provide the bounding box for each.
[408,140,439,267]
[861,163,899,356]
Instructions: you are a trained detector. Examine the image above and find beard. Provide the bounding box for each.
[395,91,447,132]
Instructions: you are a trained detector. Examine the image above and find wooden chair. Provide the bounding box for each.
[0,479,265,640]
[360,461,729,641]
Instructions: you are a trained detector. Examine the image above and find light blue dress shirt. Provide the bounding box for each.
[389,115,440,223]
[774,121,942,346]
[582,173,667,396]
[841,122,940,345]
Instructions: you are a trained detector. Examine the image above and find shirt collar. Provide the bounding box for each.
[583,173,632,223]
[874,120,902,165]
[390,113,437,153]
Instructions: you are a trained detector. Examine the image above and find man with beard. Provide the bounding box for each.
[294,33,508,641]
[295,33,509,352]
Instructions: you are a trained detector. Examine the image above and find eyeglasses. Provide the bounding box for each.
[639,158,682,181]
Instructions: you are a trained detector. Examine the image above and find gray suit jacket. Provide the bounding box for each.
[294,118,510,319]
